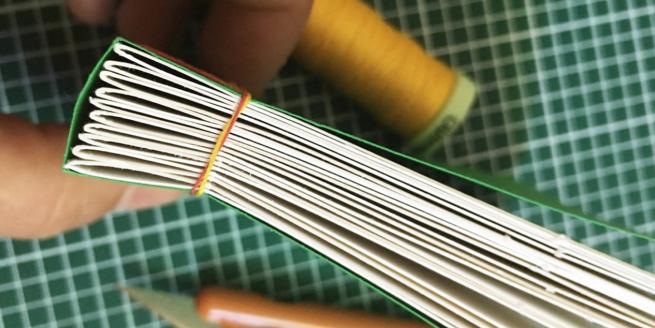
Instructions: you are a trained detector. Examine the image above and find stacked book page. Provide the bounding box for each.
[63,42,655,328]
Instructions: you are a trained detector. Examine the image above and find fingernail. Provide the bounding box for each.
[67,0,117,25]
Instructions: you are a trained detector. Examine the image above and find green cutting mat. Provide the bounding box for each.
[1,0,654,327]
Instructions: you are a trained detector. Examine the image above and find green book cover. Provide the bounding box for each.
[62,37,654,327]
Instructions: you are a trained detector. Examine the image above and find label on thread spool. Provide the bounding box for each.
[405,72,477,156]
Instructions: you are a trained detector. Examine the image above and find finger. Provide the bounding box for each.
[0,115,180,239]
[197,0,314,94]
[116,0,194,51]
[67,0,116,25]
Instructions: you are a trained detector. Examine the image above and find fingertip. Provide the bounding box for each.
[67,0,116,25]
[197,0,313,94]
[116,0,193,51]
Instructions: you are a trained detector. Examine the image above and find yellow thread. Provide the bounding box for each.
[193,92,251,197]
[294,0,460,139]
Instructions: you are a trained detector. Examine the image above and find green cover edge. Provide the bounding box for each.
[62,36,654,326]
[258,101,654,242]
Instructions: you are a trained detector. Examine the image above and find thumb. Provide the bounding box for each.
[0,114,180,239]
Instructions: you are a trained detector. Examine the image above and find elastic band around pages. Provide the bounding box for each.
[191,91,252,197]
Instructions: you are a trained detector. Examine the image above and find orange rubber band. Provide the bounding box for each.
[191,90,252,196]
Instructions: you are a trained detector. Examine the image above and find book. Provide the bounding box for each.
[63,38,655,328]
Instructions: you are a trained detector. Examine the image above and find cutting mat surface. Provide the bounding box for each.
[1,0,654,327]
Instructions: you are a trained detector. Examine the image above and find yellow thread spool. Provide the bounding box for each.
[294,0,476,151]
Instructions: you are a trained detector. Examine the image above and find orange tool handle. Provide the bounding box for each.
[195,287,429,328]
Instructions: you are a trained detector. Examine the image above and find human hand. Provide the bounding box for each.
[0,0,313,238]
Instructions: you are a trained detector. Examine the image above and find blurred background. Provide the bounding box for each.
[0,0,654,327]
